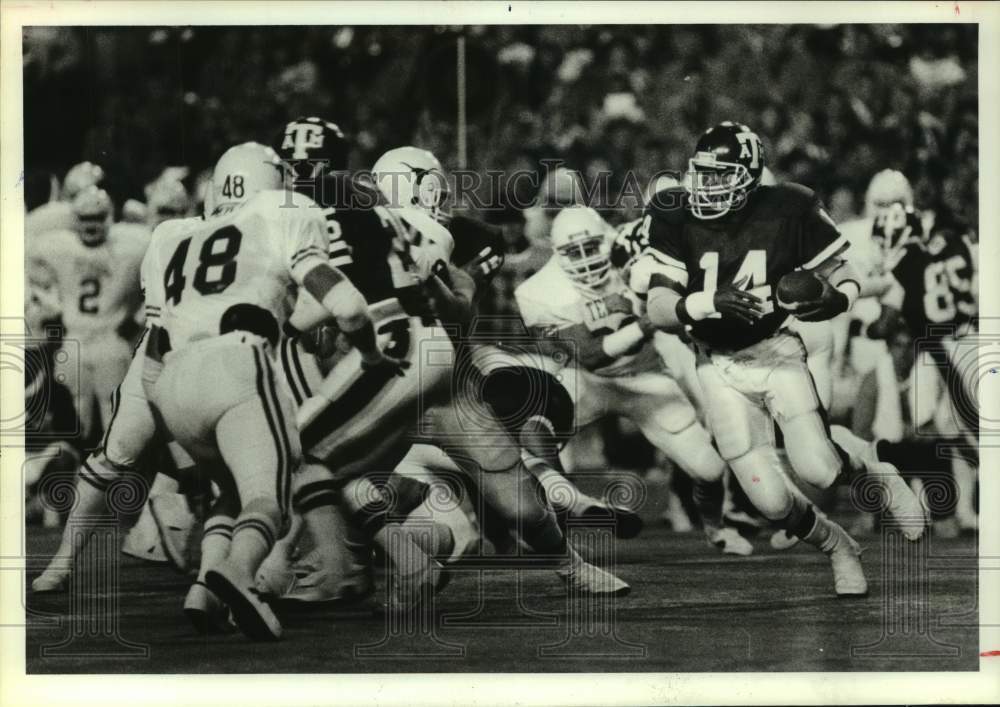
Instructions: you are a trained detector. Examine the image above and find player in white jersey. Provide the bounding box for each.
[139,141,406,640]
[24,161,104,240]
[27,186,150,443]
[260,140,629,605]
[488,205,749,554]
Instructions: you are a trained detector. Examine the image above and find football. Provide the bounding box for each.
[776,270,824,306]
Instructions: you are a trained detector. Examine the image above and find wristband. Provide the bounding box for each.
[677,290,716,324]
[601,321,647,358]
[835,279,860,311]
[321,279,369,332]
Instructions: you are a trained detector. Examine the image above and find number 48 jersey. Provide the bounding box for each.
[142,190,329,349]
[639,183,848,352]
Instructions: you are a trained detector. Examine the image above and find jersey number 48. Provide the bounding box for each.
[164,226,243,305]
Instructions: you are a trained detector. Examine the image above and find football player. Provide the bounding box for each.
[140,141,407,640]
[27,186,150,444]
[639,121,926,597]
[490,204,749,554]
[865,193,978,529]
[261,127,627,604]
[25,161,104,240]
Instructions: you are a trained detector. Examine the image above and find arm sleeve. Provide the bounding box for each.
[642,207,689,290]
[799,199,850,270]
[282,196,332,285]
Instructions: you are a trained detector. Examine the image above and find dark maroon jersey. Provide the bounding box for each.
[884,214,977,338]
[643,183,848,351]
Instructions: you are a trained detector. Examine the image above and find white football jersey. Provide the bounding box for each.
[142,190,329,350]
[394,205,455,281]
[515,258,661,377]
[27,221,150,341]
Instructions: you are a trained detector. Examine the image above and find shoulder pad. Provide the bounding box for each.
[764,182,816,209]
[643,186,688,225]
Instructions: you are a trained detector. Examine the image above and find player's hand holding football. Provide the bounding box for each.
[784,277,849,322]
[361,349,411,377]
[713,283,765,325]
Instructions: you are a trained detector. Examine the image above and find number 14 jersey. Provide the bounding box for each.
[641,183,848,352]
[142,190,329,349]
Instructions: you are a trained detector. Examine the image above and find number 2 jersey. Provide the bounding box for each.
[141,190,329,349]
[639,183,848,352]
[27,222,150,342]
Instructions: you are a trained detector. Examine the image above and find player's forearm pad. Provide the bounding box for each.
[321,279,370,332]
[601,321,647,358]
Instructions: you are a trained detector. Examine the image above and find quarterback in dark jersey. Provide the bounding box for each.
[640,122,925,597]
[870,201,979,436]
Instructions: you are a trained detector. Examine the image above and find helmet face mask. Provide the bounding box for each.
[72,187,113,246]
[372,146,451,225]
[550,205,613,290]
[871,200,920,270]
[555,234,612,288]
[686,122,764,220]
[687,154,754,219]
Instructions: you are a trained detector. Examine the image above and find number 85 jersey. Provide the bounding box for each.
[638,183,848,352]
[142,190,329,349]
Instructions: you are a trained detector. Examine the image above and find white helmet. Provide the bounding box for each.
[206,142,282,215]
[62,161,104,201]
[72,186,113,246]
[864,169,913,219]
[371,146,450,223]
[147,178,191,226]
[550,205,613,289]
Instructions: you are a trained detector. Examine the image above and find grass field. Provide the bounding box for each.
[25,516,979,674]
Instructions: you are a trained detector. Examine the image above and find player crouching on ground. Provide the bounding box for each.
[640,121,926,597]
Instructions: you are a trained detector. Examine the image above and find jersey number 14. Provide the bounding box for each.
[164,226,243,305]
[699,249,774,315]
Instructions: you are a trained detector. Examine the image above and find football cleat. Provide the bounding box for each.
[205,562,283,641]
[121,502,169,564]
[254,546,296,598]
[32,567,70,593]
[183,581,233,634]
[573,499,644,540]
[706,526,754,556]
[557,561,631,597]
[826,525,868,597]
[385,558,451,613]
[149,492,197,573]
[769,529,801,551]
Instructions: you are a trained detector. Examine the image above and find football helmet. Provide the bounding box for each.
[62,161,104,201]
[206,142,282,215]
[550,205,614,289]
[871,201,923,271]
[72,186,113,246]
[687,121,765,220]
[863,169,913,220]
[275,116,350,184]
[147,179,191,226]
[372,146,450,224]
